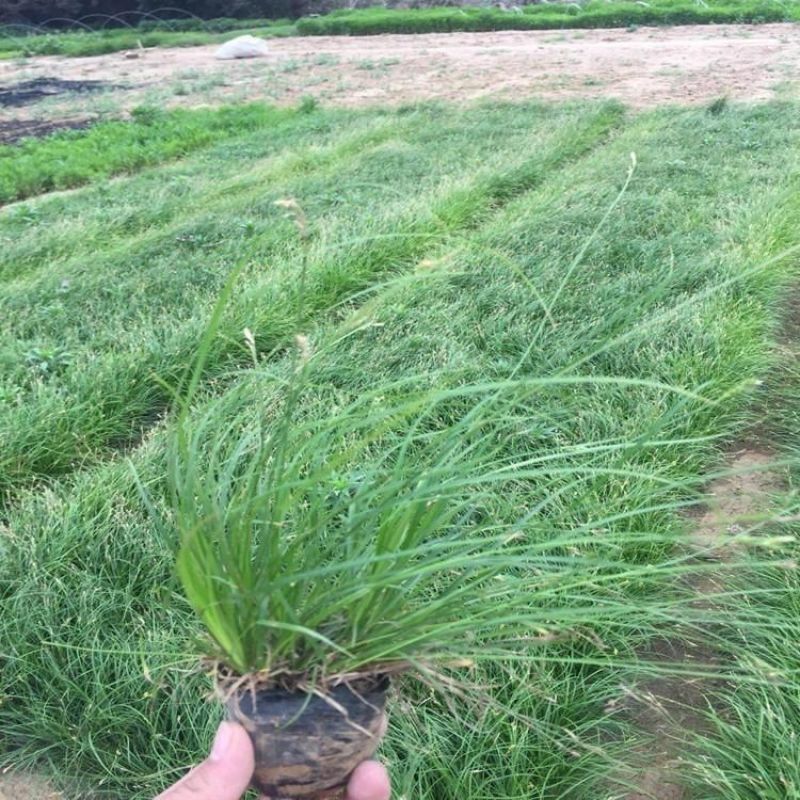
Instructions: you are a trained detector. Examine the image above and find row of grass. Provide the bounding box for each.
[3,99,800,799]
[0,103,310,205]
[296,0,798,35]
[2,0,799,58]
[0,107,398,281]
[1,14,290,38]
[0,100,623,501]
[136,16,294,32]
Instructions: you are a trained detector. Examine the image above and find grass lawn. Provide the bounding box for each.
[2,97,800,799]
[294,0,800,35]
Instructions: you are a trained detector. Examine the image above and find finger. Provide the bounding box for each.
[155,721,255,800]
[346,760,391,800]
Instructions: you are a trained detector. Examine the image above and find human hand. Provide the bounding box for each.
[155,721,391,800]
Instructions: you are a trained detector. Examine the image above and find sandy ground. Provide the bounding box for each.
[2,22,800,131]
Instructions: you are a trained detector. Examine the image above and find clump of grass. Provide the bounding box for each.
[708,96,729,115]
[168,358,687,684]
[166,187,667,687]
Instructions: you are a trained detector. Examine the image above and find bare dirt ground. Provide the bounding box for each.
[0,772,63,800]
[2,22,800,132]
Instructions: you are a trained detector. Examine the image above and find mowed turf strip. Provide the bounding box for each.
[2,101,800,799]
[0,100,622,499]
[0,104,305,205]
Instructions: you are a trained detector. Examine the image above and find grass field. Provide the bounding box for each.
[2,95,800,800]
[3,0,800,58]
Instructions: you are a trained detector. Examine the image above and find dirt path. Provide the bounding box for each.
[619,449,779,800]
[0,772,62,800]
[3,23,800,128]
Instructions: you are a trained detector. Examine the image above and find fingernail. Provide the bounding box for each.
[210,721,235,762]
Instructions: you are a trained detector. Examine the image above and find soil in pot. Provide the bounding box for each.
[226,676,390,799]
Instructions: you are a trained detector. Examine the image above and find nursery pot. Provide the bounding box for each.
[226,676,390,799]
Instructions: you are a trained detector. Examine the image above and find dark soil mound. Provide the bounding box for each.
[0,77,109,107]
[0,117,92,143]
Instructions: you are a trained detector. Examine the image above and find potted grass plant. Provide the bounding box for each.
[169,353,552,797]
[166,190,667,799]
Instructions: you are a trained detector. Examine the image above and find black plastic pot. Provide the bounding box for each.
[226,677,390,799]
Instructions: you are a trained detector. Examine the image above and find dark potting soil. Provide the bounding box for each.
[0,77,112,107]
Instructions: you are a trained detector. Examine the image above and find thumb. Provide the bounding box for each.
[346,761,391,800]
[155,721,255,800]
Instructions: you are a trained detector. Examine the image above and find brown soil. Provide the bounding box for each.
[2,23,800,133]
[619,448,780,800]
[690,450,776,554]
